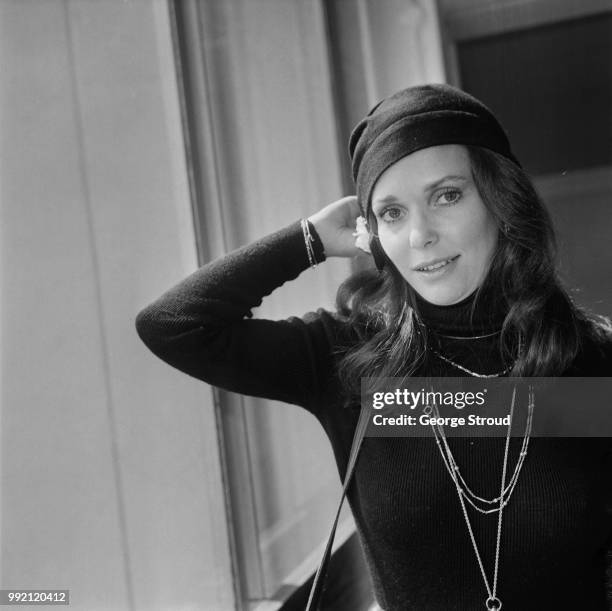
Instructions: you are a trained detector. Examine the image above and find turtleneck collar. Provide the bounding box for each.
[413,283,508,337]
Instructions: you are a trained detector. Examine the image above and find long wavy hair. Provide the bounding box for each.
[335,145,612,405]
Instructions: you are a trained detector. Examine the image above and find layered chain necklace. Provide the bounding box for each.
[427,385,535,610]
[431,348,512,377]
[429,330,521,378]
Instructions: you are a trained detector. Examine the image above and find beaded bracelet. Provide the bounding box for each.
[300,218,318,268]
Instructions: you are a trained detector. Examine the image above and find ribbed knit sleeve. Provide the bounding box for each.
[134,220,338,413]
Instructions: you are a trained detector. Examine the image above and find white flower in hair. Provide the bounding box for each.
[352,215,371,253]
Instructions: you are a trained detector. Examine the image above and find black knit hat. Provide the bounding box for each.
[348,83,521,270]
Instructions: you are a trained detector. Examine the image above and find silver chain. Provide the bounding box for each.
[430,349,513,377]
[429,385,535,610]
[434,329,502,340]
[430,387,534,513]
[430,333,524,379]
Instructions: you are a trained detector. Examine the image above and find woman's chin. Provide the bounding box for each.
[412,285,477,306]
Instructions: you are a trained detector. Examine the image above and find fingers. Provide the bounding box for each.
[341,195,361,224]
[342,195,360,212]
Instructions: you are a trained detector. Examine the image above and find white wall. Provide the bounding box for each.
[0,1,234,609]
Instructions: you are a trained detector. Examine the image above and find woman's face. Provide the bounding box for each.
[371,145,498,305]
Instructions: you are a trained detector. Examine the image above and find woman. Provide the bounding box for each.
[136,84,612,610]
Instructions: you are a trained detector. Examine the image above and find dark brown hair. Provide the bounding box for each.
[335,145,612,405]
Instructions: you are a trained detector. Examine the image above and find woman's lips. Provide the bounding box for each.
[414,255,460,276]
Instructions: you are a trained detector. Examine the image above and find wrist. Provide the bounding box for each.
[307,214,336,258]
[301,218,326,265]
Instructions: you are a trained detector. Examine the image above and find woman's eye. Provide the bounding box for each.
[379,207,405,223]
[436,189,462,206]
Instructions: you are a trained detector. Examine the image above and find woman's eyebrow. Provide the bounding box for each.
[373,175,468,207]
[423,174,468,192]
[373,195,401,207]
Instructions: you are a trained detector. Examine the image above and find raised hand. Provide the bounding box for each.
[307,196,370,258]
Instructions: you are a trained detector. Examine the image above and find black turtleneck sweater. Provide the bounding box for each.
[135,221,612,610]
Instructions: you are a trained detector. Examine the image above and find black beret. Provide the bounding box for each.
[349,83,521,216]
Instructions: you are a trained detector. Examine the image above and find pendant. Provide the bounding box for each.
[486,596,502,610]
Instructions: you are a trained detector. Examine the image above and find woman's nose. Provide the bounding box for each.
[408,212,437,249]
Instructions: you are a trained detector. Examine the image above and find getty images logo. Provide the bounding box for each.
[371,387,488,410]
